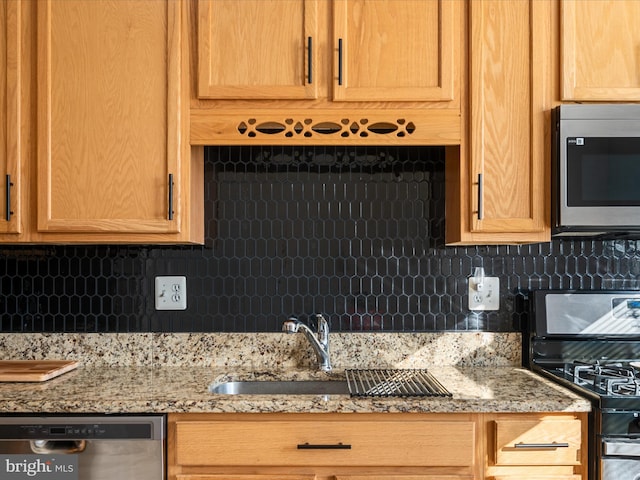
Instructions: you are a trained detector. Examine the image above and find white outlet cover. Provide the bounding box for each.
[155,276,187,310]
[468,277,500,311]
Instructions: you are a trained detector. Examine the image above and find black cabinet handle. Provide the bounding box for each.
[168,173,174,220]
[297,442,351,450]
[477,173,483,220]
[338,38,343,86]
[5,174,13,221]
[307,36,313,84]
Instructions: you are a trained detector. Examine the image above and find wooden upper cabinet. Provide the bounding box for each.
[196,0,456,104]
[333,0,455,102]
[0,0,21,235]
[198,0,318,100]
[561,0,640,101]
[469,0,548,237]
[191,0,462,145]
[446,0,550,245]
[37,0,184,235]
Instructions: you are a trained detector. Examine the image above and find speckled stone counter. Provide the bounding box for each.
[0,366,591,414]
[0,332,591,414]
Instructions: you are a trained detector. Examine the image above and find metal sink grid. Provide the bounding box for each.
[345,368,452,397]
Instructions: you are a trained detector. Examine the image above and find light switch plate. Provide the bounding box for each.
[468,276,499,311]
[155,276,187,310]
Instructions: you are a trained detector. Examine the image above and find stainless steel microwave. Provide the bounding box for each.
[552,104,640,238]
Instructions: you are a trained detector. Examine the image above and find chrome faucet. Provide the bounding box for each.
[282,314,332,372]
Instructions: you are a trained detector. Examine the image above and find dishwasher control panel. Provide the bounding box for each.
[0,422,153,440]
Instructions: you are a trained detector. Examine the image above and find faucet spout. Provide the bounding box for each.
[282,314,332,372]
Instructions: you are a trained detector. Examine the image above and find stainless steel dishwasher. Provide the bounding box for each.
[0,416,164,479]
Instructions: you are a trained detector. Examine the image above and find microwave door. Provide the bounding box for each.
[559,135,640,228]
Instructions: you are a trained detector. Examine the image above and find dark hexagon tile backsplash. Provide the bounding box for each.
[1,146,640,333]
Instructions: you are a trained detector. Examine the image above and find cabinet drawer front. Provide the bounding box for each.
[494,419,582,465]
[177,476,315,480]
[337,477,474,480]
[177,477,471,480]
[489,476,582,480]
[176,420,475,467]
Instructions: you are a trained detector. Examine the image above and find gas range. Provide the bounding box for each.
[541,359,640,409]
[526,290,640,480]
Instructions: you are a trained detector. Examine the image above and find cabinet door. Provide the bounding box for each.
[484,413,587,480]
[37,0,182,234]
[0,0,21,234]
[197,0,318,100]
[561,0,640,101]
[468,0,548,237]
[333,0,457,102]
[177,476,472,480]
[493,418,582,466]
[175,477,314,480]
[336,477,474,480]
[175,418,475,468]
[488,477,581,480]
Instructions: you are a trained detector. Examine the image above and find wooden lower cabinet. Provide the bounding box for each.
[488,477,581,480]
[168,413,481,480]
[169,412,588,480]
[177,477,473,480]
[483,413,588,480]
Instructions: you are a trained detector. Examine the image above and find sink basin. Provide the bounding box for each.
[209,380,350,395]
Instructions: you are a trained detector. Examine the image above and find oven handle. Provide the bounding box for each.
[603,438,640,457]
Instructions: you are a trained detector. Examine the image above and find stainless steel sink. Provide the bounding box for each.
[209,380,350,395]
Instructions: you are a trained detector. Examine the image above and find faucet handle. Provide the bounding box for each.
[315,313,328,327]
[315,314,330,344]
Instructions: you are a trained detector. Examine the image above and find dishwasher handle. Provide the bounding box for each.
[31,440,87,454]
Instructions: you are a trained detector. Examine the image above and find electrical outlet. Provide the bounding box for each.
[155,276,187,310]
[468,276,499,311]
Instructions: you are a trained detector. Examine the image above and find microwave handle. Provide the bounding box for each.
[477,173,483,220]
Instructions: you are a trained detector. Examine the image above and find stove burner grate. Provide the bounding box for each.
[564,360,640,397]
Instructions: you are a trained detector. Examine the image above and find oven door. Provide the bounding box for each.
[601,437,640,480]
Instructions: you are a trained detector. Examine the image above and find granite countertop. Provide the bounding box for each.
[0,365,591,414]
